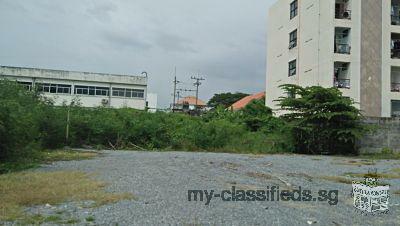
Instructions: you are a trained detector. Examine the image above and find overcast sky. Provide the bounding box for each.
[0,0,277,108]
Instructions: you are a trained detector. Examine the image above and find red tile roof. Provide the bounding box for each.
[177,96,206,106]
[230,92,265,111]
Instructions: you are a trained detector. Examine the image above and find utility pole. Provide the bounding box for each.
[176,90,181,103]
[191,76,205,109]
[172,67,180,111]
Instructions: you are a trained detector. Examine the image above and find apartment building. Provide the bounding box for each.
[0,66,148,110]
[266,0,400,117]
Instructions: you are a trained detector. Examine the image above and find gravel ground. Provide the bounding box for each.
[18,151,400,225]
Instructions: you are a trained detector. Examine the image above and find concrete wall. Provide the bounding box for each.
[359,117,400,153]
[360,0,382,117]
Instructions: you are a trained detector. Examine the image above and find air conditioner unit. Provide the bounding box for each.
[343,11,350,19]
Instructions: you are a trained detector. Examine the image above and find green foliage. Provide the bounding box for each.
[276,84,366,155]
[0,80,43,159]
[240,99,274,132]
[207,92,249,109]
[2,80,369,166]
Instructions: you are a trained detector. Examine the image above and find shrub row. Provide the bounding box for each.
[1,80,366,161]
[0,80,292,161]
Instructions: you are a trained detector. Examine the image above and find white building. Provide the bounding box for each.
[266,0,400,117]
[0,66,147,110]
[146,93,158,112]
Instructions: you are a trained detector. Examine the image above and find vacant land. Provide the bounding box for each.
[2,151,400,225]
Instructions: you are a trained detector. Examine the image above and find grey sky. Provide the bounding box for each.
[0,0,277,107]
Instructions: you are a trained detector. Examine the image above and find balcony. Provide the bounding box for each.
[335,44,351,54]
[392,67,400,92]
[392,100,400,117]
[335,28,351,55]
[391,33,400,58]
[334,62,350,89]
[392,0,400,25]
[335,0,351,20]
[392,83,400,92]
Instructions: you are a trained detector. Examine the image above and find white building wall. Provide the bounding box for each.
[146,93,158,113]
[266,0,364,115]
[384,0,400,117]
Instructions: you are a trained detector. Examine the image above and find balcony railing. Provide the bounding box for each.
[393,110,400,117]
[334,78,350,89]
[392,82,400,92]
[392,15,400,25]
[391,48,400,59]
[335,43,351,54]
[335,9,351,20]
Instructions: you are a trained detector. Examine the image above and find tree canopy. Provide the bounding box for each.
[207,92,249,108]
[276,84,366,155]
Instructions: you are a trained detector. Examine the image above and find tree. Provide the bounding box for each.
[0,80,43,159]
[276,84,366,155]
[207,92,249,109]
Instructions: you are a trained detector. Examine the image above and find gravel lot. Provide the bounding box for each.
[27,151,400,225]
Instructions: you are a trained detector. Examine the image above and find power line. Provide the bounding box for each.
[177,88,196,93]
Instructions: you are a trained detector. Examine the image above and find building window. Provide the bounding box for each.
[37,83,71,94]
[288,60,297,77]
[289,29,297,49]
[335,0,351,20]
[335,28,351,54]
[392,0,400,25]
[17,81,32,91]
[112,88,125,97]
[392,100,400,117]
[112,88,145,99]
[334,62,351,89]
[75,86,109,96]
[290,0,298,19]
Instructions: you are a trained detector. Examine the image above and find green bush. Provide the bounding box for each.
[277,84,366,155]
[3,80,366,162]
[0,80,43,159]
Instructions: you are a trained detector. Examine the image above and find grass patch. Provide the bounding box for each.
[20,214,80,225]
[344,172,400,180]
[0,171,133,221]
[221,162,242,171]
[359,152,400,160]
[0,150,98,174]
[318,176,354,184]
[287,172,313,182]
[37,150,98,163]
[246,172,272,180]
[391,168,400,174]
[332,159,375,166]
[85,216,95,222]
[311,158,322,161]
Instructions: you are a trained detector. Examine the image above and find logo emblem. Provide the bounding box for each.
[352,170,390,213]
